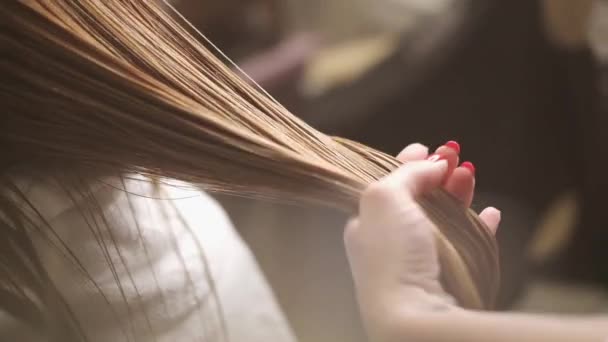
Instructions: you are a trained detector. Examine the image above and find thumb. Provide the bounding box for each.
[479,207,501,235]
[360,159,448,216]
[388,159,448,197]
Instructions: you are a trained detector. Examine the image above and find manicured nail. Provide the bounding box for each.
[460,161,475,175]
[426,153,445,162]
[444,140,460,154]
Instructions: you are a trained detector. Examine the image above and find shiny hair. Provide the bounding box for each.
[0,1,498,340]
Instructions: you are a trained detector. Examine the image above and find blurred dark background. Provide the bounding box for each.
[168,0,608,341]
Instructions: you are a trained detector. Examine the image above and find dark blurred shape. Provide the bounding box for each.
[298,0,604,307]
[238,32,321,105]
[168,0,282,59]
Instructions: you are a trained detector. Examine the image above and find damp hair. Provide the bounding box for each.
[0,0,499,340]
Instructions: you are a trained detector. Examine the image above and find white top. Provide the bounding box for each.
[1,175,296,342]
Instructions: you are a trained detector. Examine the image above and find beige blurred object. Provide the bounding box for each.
[301,34,398,96]
[221,197,368,342]
[590,0,608,60]
[516,192,608,315]
[527,191,579,264]
[362,0,454,33]
[541,0,594,48]
[282,0,371,42]
[283,0,453,42]
[514,280,608,313]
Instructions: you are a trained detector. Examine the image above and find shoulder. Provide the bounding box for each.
[22,174,295,342]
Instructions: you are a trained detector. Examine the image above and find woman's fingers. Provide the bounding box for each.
[479,207,501,235]
[388,159,449,198]
[396,141,459,174]
[395,141,482,208]
[361,159,447,213]
[444,164,475,207]
[431,142,460,178]
[396,143,429,162]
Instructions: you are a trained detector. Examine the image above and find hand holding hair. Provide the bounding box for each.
[0,2,499,337]
[346,142,608,342]
[345,142,500,337]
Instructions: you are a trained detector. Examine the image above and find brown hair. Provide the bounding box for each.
[0,0,498,339]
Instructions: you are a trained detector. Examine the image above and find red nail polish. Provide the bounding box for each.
[444,140,460,154]
[426,154,445,162]
[460,161,475,175]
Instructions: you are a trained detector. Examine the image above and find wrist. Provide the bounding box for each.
[355,275,455,315]
[357,285,461,341]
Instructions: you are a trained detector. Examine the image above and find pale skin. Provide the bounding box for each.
[344,143,608,342]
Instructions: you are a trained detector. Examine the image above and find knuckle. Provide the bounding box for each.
[361,180,394,203]
[401,165,425,191]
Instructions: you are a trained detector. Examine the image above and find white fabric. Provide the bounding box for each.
[2,176,295,342]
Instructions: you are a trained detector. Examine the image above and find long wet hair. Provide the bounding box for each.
[0,1,499,340]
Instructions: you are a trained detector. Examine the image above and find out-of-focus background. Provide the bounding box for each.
[168,0,608,341]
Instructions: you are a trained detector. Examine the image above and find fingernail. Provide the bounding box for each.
[492,208,501,220]
[444,140,460,154]
[460,161,475,175]
[426,153,445,162]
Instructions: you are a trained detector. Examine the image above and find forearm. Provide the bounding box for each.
[362,290,608,342]
[345,143,608,341]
